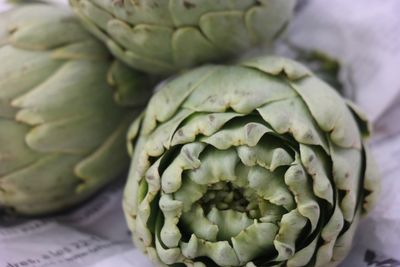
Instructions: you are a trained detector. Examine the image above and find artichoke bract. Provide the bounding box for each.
[123,56,380,267]
[0,4,150,215]
[69,0,295,75]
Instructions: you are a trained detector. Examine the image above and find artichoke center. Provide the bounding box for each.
[198,182,251,214]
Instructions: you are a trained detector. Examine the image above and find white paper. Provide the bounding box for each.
[287,1,400,266]
[0,182,153,267]
[1,0,400,267]
[0,2,11,13]
[288,0,400,122]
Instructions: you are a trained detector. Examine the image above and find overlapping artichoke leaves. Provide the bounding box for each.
[124,57,380,267]
[0,5,149,215]
[69,0,295,74]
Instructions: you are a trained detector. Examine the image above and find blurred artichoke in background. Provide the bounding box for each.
[293,51,343,94]
[69,0,296,74]
[123,56,379,267]
[0,3,151,215]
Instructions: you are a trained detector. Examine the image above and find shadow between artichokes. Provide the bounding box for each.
[69,0,295,75]
[123,56,380,267]
[0,3,151,215]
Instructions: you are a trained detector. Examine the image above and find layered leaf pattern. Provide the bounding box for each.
[69,0,296,74]
[0,4,150,215]
[123,56,380,267]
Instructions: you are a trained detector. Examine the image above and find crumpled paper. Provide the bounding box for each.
[287,1,400,266]
[1,0,400,267]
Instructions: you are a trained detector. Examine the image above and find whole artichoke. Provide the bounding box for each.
[0,3,150,215]
[123,56,379,267]
[69,0,295,75]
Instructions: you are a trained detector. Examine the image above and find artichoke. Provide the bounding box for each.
[69,0,295,75]
[123,56,380,267]
[0,3,150,215]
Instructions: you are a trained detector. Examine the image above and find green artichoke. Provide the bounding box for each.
[69,0,296,75]
[0,3,150,215]
[123,56,380,267]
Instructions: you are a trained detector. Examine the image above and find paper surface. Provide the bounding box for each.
[1,0,400,267]
[287,1,400,265]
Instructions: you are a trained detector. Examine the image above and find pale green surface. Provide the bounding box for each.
[123,56,380,266]
[69,0,296,74]
[0,3,150,215]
